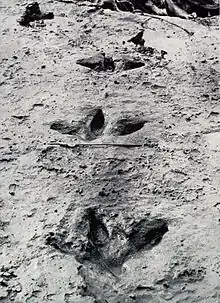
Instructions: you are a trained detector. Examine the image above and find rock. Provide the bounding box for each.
[161,49,168,58]
[9,184,16,196]
[165,0,189,18]
[134,0,168,15]
[177,0,220,17]
[99,0,134,11]
[18,2,54,26]
[99,0,118,11]
[128,30,145,46]
[116,0,134,12]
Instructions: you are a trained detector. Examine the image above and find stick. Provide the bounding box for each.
[49,141,153,149]
[139,12,194,36]
[48,141,199,152]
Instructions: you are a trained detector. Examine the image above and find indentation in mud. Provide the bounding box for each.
[49,109,105,140]
[156,267,206,292]
[46,207,168,272]
[127,218,168,248]
[89,109,105,137]
[111,117,145,136]
[175,268,205,283]
[76,53,115,72]
[121,57,145,71]
[49,120,82,135]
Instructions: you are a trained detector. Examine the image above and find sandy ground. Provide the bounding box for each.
[0,1,220,302]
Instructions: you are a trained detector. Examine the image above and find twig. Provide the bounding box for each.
[48,141,200,152]
[214,202,220,208]
[49,141,151,149]
[139,13,194,36]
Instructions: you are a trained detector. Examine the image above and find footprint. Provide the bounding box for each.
[46,207,168,269]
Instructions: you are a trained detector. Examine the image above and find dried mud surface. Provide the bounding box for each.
[0,1,220,302]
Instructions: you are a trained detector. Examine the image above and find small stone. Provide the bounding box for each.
[12,282,22,293]
[9,184,16,196]
[1,272,10,278]
[163,283,169,288]
[99,191,106,197]
[79,164,87,169]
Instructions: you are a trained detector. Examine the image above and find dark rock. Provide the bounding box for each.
[161,50,168,58]
[165,0,189,18]
[116,0,134,12]
[178,0,220,17]
[99,0,219,17]
[99,0,118,10]
[99,0,134,12]
[134,0,167,15]
[9,184,16,196]
[128,30,145,46]
[18,2,54,26]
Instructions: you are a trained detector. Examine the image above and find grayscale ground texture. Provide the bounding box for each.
[0,0,219,302]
